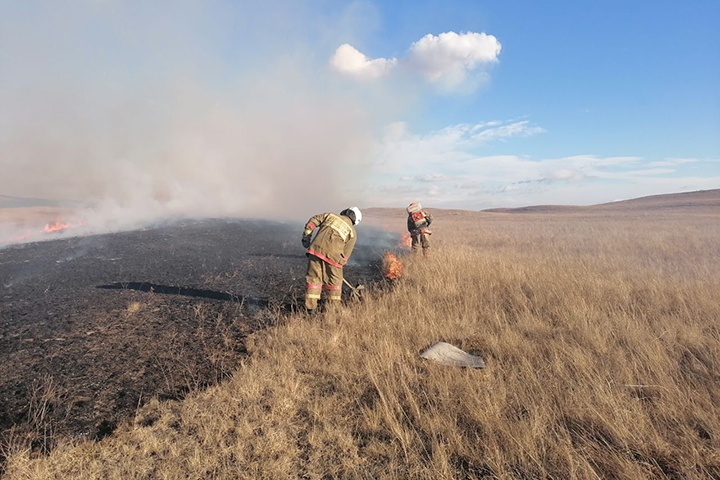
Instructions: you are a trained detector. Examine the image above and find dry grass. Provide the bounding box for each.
[3,207,720,479]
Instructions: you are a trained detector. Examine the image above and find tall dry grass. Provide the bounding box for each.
[3,209,720,479]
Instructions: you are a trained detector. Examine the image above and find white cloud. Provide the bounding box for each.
[557,155,642,168]
[470,120,503,130]
[470,121,546,143]
[401,173,461,182]
[366,121,719,208]
[549,169,587,182]
[407,32,502,90]
[645,157,700,167]
[329,31,502,92]
[599,168,675,177]
[374,121,475,172]
[329,43,397,80]
[373,119,544,175]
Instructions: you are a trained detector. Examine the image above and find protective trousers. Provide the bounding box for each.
[411,233,431,257]
[305,256,343,310]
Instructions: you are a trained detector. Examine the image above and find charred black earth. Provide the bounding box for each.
[0,218,390,453]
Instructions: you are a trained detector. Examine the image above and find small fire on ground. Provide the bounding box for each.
[397,232,412,249]
[383,251,404,279]
[1,218,86,246]
[43,219,85,234]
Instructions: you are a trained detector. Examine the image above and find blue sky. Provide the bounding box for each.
[1,0,718,216]
[332,0,720,207]
[401,0,720,158]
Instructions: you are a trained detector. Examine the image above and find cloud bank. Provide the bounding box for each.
[364,121,720,208]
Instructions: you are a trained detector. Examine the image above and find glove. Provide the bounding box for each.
[302,234,312,248]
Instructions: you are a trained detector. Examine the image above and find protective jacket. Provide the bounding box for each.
[407,210,433,235]
[304,213,357,268]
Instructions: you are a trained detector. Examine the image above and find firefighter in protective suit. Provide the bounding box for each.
[302,207,361,311]
[407,203,433,257]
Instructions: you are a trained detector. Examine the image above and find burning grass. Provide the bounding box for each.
[382,251,404,279]
[42,219,84,234]
[4,207,720,479]
[1,208,85,245]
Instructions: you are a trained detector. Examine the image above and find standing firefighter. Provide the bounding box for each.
[302,207,361,312]
[407,202,433,257]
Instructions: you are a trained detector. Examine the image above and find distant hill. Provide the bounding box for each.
[483,189,719,214]
[482,205,586,214]
[594,189,720,210]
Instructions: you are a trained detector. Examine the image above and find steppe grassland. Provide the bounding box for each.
[4,207,720,479]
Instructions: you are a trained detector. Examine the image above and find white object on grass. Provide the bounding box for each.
[420,342,485,369]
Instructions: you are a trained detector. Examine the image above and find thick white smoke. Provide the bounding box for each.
[3,78,372,222]
[0,1,380,242]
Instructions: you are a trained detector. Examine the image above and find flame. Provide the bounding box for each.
[382,251,404,279]
[397,232,412,249]
[43,219,85,234]
[43,220,70,233]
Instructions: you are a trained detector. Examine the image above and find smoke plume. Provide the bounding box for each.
[0,1,383,242]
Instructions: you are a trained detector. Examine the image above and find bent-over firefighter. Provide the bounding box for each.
[301,207,361,312]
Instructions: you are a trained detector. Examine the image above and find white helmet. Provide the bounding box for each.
[349,207,362,225]
[407,203,422,214]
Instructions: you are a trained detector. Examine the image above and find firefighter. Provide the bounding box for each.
[407,202,433,257]
[301,207,361,312]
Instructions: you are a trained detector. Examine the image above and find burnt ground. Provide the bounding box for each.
[0,218,393,456]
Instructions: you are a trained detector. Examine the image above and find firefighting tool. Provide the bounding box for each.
[342,277,365,299]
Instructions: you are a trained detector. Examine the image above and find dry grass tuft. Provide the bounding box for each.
[126,302,143,315]
[3,208,720,479]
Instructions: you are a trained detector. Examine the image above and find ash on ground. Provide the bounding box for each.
[0,219,385,450]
